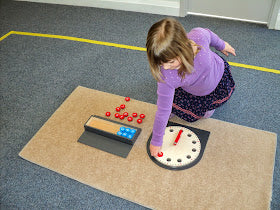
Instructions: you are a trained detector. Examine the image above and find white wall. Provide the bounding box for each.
[276,12,280,29]
[16,0,180,16]
[17,0,280,29]
[268,0,280,30]
[187,0,273,24]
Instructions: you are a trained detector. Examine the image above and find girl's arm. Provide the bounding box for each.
[204,28,236,56]
[204,28,225,51]
[150,81,175,156]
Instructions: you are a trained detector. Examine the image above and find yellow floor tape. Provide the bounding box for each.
[1,31,279,74]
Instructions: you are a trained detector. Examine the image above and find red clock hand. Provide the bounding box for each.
[173,129,183,145]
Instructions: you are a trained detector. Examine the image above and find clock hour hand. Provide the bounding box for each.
[173,129,183,145]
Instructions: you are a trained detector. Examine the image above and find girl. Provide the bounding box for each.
[146,18,236,157]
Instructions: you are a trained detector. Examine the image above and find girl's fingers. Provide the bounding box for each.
[150,148,157,157]
[222,51,228,56]
[152,149,160,157]
[229,49,235,56]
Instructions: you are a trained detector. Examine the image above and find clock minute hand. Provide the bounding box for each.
[173,129,183,145]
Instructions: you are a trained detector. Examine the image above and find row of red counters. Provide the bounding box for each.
[105,97,146,124]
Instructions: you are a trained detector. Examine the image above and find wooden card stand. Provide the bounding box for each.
[78,115,141,158]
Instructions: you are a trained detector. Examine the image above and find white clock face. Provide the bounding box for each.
[154,126,201,168]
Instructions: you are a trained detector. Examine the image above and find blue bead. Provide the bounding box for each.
[130,129,136,134]
[117,131,123,136]
[125,128,131,133]
[122,132,128,137]
[127,134,133,139]
[120,127,125,132]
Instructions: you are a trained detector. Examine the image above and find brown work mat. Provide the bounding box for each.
[19,86,277,210]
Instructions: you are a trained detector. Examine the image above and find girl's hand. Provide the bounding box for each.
[221,42,236,56]
[150,144,161,157]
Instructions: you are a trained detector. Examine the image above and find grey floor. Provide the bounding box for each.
[0,0,279,209]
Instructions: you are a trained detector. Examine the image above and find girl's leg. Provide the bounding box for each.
[203,109,215,118]
[169,113,175,119]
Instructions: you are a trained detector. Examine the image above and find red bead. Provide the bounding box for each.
[132,113,137,117]
[115,113,120,118]
[157,152,163,157]
[127,117,133,121]
[105,112,111,117]
[123,112,128,117]
[125,97,130,101]
[119,115,124,120]
[137,119,142,124]
[116,107,121,112]
[140,114,145,119]
[120,104,125,109]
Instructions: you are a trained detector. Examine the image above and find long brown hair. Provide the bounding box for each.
[146,18,195,82]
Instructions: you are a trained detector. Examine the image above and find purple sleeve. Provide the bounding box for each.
[204,28,225,51]
[151,81,175,147]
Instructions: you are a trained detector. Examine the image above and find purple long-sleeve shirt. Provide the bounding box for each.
[151,28,225,147]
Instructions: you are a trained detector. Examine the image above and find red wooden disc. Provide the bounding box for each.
[157,152,163,157]
[137,119,142,124]
[140,114,145,119]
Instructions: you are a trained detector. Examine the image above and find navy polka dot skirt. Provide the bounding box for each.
[172,57,235,122]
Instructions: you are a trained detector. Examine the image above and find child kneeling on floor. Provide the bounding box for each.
[146,18,236,157]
